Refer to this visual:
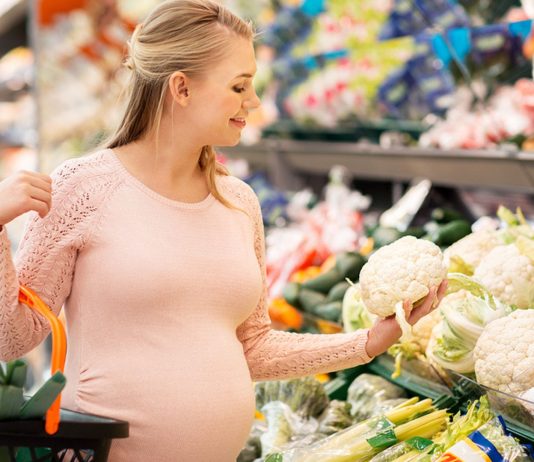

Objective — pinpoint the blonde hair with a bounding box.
[106,0,254,208]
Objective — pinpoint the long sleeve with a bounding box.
[235,181,373,382]
[0,156,120,361]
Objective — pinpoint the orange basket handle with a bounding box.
[18,285,67,435]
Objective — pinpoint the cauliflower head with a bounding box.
[443,230,502,270]
[360,236,447,317]
[359,236,447,339]
[474,310,534,396]
[474,244,534,309]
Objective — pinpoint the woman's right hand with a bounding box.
[0,171,52,227]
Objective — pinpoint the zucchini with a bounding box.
[283,282,302,308]
[326,281,351,302]
[431,208,464,224]
[430,219,471,246]
[335,252,366,281]
[298,288,327,313]
[302,267,343,294]
[312,301,343,323]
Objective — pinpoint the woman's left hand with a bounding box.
[365,279,448,358]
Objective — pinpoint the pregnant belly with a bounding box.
[74,332,256,461]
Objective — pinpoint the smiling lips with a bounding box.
[230,117,246,129]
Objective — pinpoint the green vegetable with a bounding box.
[318,400,353,435]
[428,220,471,247]
[255,377,329,420]
[342,283,377,333]
[326,281,351,302]
[283,282,302,308]
[302,268,343,294]
[430,397,494,458]
[431,208,464,224]
[335,252,367,281]
[298,288,327,313]
[312,301,343,322]
[401,227,426,239]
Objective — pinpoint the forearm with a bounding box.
[243,328,373,382]
[0,228,48,361]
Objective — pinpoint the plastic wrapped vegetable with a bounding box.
[261,402,294,457]
[359,236,447,341]
[436,417,532,462]
[318,400,353,435]
[237,420,266,462]
[425,273,510,374]
[369,437,434,462]
[255,377,329,420]
[347,374,407,421]
[276,399,448,462]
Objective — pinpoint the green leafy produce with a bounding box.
[341,283,377,333]
[326,281,351,303]
[426,274,510,374]
[347,374,407,421]
[318,400,353,435]
[255,377,329,420]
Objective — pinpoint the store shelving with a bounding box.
[220,139,534,193]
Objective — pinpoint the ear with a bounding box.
[169,71,190,107]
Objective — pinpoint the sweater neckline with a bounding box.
[105,148,216,210]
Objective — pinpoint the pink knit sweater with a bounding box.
[0,149,372,461]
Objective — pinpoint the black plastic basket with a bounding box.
[0,287,129,462]
[0,408,128,462]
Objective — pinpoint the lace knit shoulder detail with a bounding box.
[0,150,124,361]
[218,174,373,381]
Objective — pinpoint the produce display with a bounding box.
[239,373,533,462]
[268,197,534,450]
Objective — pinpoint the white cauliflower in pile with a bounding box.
[359,236,447,339]
[474,244,534,309]
[443,230,502,271]
[474,310,534,397]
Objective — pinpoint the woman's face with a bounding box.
[187,36,261,147]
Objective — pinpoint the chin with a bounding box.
[215,136,241,147]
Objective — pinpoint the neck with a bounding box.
[133,113,207,183]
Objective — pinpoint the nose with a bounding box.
[244,89,261,110]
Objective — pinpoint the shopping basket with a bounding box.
[0,286,129,462]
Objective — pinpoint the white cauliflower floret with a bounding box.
[474,310,534,397]
[443,230,502,270]
[359,236,447,339]
[474,244,534,309]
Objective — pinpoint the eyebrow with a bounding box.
[234,72,255,79]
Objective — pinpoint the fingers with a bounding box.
[29,198,51,218]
